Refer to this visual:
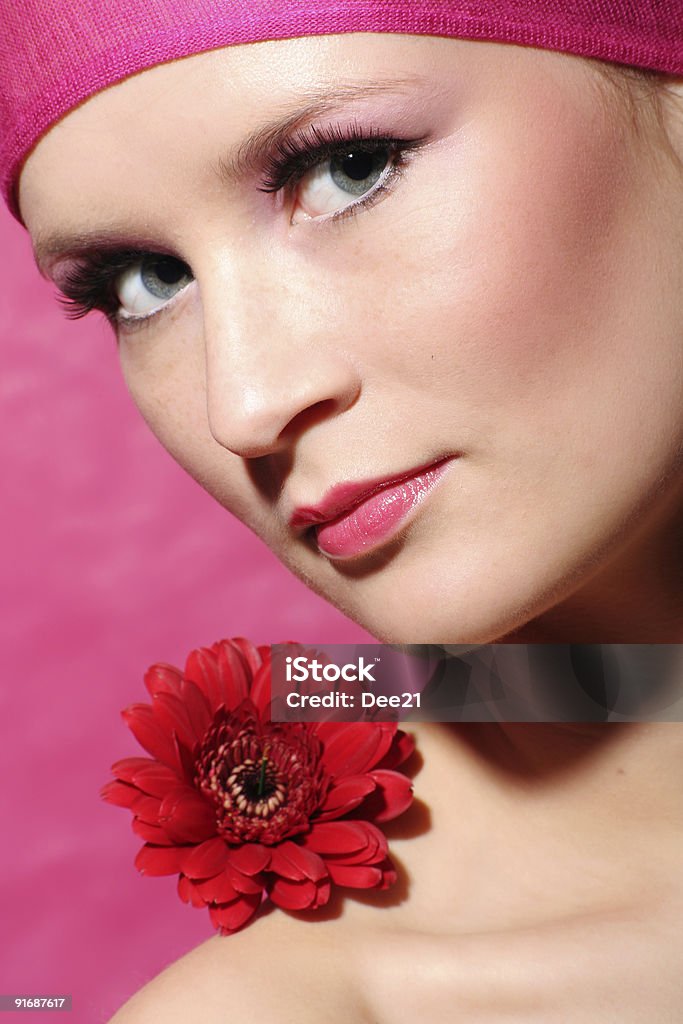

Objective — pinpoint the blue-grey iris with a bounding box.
[140,256,192,299]
[329,148,390,197]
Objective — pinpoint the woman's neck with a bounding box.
[380,716,683,935]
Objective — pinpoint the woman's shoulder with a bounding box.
[107,888,683,1022]
[107,913,365,1024]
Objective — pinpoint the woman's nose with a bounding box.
[200,269,362,460]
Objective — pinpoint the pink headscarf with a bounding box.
[1,0,681,219]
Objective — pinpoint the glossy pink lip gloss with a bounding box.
[313,458,455,560]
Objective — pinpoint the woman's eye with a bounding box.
[116,255,193,320]
[294,146,394,221]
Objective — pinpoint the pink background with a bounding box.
[0,204,371,1022]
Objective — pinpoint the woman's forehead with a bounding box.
[17,35,469,235]
[19,33,595,245]
[3,0,682,223]
[24,32,456,141]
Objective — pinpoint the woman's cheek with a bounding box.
[119,320,220,484]
[385,78,638,424]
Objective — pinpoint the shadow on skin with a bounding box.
[450,720,632,782]
[245,439,423,578]
[245,398,351,505]
[329,530,409,579]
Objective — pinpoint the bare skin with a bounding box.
[17,34,683,1022]
[108,721,683,1022]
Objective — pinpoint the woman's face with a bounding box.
[19,35,683,643]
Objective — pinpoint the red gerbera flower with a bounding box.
[102,637,415,934]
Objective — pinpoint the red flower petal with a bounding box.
[144,663,184,699]
[376,862,398,889]
[151,691,202,752]
[209,892,261,933]
[110,757,157,783]
[223,637,265,678]
[130,792,163,823]
[325,863,384,888]
[185,640,262,714]
[179,680,212,740]
[270,841,328,883]
[135,844,186,876]
[122,704,180,771]
[374,729,415,770]
[317,775,377,819]
[248,660,272,716]
[178,874,207,908]
[223,863,263,895]
[269,845,305,882]
[152,679,210,745]
[269,876,329,911]
[303,820,383,856]
[132,819,173,845]
[313,721,350,742]
[100,780,139,809]
[321,723,396,777]
[226,843,270,876]
[157,787,217,844]
[338,856,396,889]
[173,734,196,783]
[129,762,180,799]
[183,646,223,710]
[181,837,229,879]
[364,769,414,823]
[215,642,253,710]
[196,870,239,904]
[309,822,389,868]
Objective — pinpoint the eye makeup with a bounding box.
[259,120,424,193]
[56,248,158,323]
[52,120,428,324]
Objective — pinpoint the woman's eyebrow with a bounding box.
[214,77,422,185]
[31,76,421,272]
[32,234,159,277]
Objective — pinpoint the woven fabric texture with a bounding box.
[1,0,682,218]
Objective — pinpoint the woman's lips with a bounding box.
[291,456,456,560]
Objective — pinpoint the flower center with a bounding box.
[195,704,328,845]
[221,754,285,817]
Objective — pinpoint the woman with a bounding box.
[2,1,682,1019]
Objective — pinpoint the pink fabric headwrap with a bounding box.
[1,0,682,219]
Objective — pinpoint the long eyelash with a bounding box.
[56,125,421,322]
[57,248,147,323]
[259,121,422,196]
